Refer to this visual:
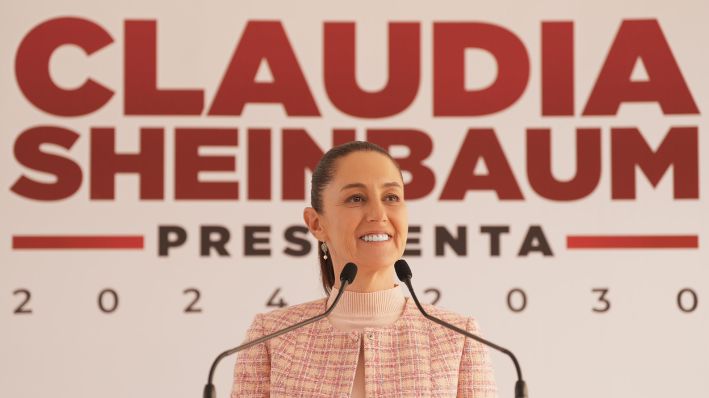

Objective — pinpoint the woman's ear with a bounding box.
[303,207,327,241]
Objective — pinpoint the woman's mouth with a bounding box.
[359,233,391,242]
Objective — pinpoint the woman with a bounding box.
[233,141,497,397]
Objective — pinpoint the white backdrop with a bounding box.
[2,1,708,398]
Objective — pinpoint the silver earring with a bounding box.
[321,242,328,260]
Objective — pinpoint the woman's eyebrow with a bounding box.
[340,182,401,191]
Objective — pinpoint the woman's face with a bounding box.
[312,151,408,274]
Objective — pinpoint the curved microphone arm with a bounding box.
[396,260,527,398]
[203,263,357,398]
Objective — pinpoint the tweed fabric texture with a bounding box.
[232,298,497,397]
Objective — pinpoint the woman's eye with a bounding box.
[347,195,365,203]
[385,194,400,202]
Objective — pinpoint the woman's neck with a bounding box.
[327,284,405,318]
[332,266,396,292]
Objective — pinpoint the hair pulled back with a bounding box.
[310,141,401,294]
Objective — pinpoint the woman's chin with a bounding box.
[351,256,398,272]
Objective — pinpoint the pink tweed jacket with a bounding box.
[232,297,497,397]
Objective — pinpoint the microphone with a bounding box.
[395,259,528,398]
[203,262,358,398]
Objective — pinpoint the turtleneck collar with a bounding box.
[326,284,406,319]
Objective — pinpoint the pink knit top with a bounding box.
[326,285,407,398]
[233,288,498,397]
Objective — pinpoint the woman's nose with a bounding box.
[366,199,388,222]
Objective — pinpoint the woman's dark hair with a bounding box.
[311,141,402,294]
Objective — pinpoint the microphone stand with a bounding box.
[396,260,528,398]
[203,263,357,398]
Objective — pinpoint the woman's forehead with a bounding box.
[331,151,402,186]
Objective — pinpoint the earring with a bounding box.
[321,242,328,260]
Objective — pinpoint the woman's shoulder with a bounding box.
[414,301,480,332]
[253,297,327,333]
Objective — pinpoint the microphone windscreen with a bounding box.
[394,259,412,282]
[340,262,358,284]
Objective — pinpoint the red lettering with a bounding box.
[15,17,114,116]
[209,21,319,116]
[124,20,204,115]
[541,22,574,116]
[11,126,82,200]
[247,129,272,200]
[440,129,523,200]
[433,23,529,116]
[281,129,355,200]
[324,22,420,118]
[611,127,698,199]
[367,129,435,199]
[584,20,699,115]
[90,128,164,199]
[175,128,238,200]
[527,128,601,200]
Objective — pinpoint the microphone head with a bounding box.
[340,263,358,284]
[394,259,412,282]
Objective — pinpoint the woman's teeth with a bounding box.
[361,234,390,242]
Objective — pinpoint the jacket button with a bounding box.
[367,333,374,340]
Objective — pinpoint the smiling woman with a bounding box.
[232,141,498,398]
[304,142,408,294]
